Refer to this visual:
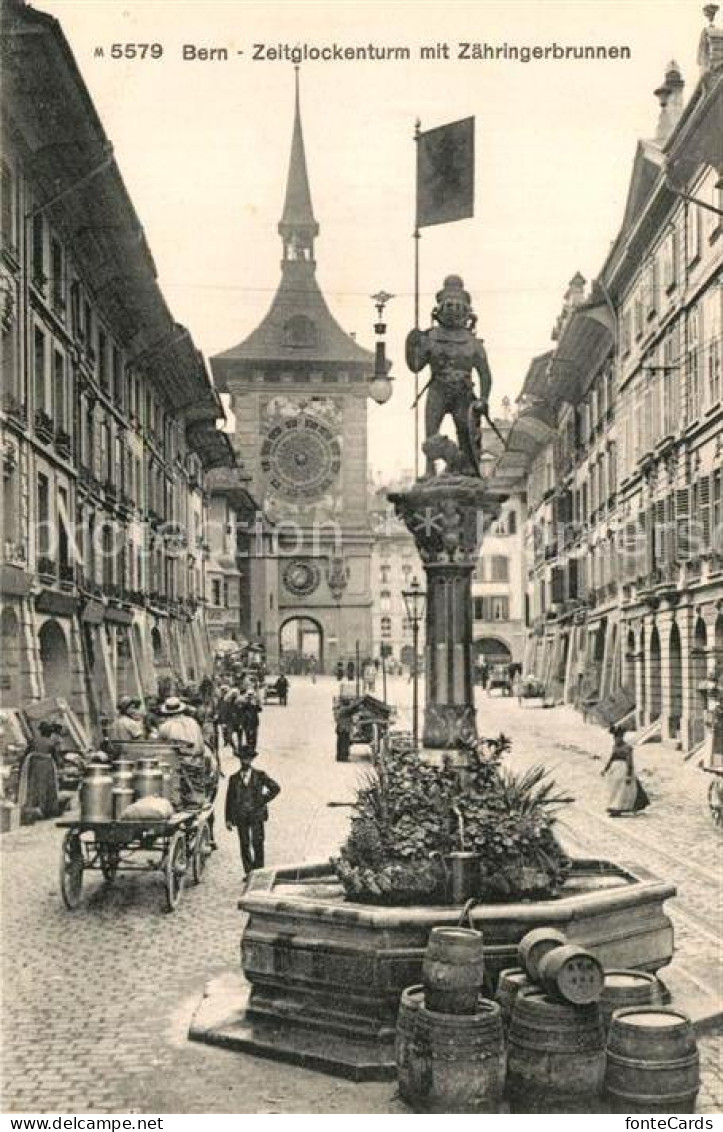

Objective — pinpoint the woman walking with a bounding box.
[601,726,649,817]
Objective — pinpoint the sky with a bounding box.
[34,0,705,479]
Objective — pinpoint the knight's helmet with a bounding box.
[433,275,476,327]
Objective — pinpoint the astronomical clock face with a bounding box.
[259,396,343,519]
[261,416,341,501]
[282,559,321,597]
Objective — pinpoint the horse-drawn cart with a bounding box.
[57,800,214,912]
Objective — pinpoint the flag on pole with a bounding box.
[416,116,474,228]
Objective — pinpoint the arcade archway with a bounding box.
[280,616,324,675]
[39,619,71,700]
[474,637,512,665]
[649,624,662,723]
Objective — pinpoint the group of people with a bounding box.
[105,677,281,877]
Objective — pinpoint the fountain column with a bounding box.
[389,473,505,749]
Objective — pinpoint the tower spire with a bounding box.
[278,66,319,264]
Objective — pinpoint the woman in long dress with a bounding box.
[601,726,648,817]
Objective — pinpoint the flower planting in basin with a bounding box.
[333,736,574,905]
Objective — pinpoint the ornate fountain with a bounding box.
[189,275,675,1079]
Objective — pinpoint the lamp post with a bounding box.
[402,576,426,749]
[367,290,394,405]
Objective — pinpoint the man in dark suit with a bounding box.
[234,689,262,752]
[225,748,280,875]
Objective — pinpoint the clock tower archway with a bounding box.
[212,75,374,673]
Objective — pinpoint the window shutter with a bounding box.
[655,499,667,564]
[551,566,564,604]
[699,475,711,551]
[568,557,579,600]
[676,487,690,561]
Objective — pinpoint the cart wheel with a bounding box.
[708,779,723,828]
[164,829,187,912]
[99,845,119,883]
[192,821,212,884]
[60,831,84,910]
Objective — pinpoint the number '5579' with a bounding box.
[110,43,163,59]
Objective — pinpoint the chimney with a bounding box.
[653,76,673,143]
[664,61,685,127]
[698,4,723,74]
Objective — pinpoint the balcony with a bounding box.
[2,393,27,429]
[3,540,26,568]
[34,410,54,445]
[59,562,75,591]
[37,555,57,583]
[55,428,72,461]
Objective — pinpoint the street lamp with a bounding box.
[368,290,394,405]
[402,575,426,748]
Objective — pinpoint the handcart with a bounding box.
[57,799,214,912]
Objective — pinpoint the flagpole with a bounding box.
[413,118,421,481]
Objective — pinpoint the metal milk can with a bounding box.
[111,786,135,819]
[133,757,163,799]
[159,762,173,801]
[80,762,114,822]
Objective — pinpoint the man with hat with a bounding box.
[234,688,263,753]
[225,748,280,876]
[157,696,204,755]
[108,697,144,743]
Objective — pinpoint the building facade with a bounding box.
[504,12,723,751]
[472,423,526,669]
[212,78,376,674]
[369,476,424,670]
[1,0,233,737]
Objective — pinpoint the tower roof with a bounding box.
[278,68,319,243]
[212,72,374,381]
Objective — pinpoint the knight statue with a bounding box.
[406,274,492,478]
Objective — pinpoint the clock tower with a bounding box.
[212,74,374,673]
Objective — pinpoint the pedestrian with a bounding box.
[309,656,318,684]
[17,721,62,820]
[235,689,262,752]
[225,748,280,876]
[107,696,144,743]
[157,697,204,755]
[335,660,345,683]
[335,704,353,762]
[480,662,489,692]
[601,726,650,817]
[346,659,355,683]
[276,673,289,706]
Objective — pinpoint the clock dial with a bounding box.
[282,560,321,597]
[260,414,341,501]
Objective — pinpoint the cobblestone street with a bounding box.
[1,677,721,1113]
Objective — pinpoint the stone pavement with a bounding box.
[1,676,720,1113]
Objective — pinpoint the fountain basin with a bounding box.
[189,856,675,1080]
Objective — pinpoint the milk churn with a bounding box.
[111,786,135,819]
[159,762,173,802]
[80,762,114,822]
[112,760,136,795]
[133,757,163,799]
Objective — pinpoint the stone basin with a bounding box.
[189,856,676,1080]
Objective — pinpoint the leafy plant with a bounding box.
[332,734,573,904]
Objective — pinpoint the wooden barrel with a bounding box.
[605,1007,700,1113]
[408,997,505,1112]
[395,985,425,1104]
[507,989,606,1102]
[517,926,567,981]
[600,970,660,1035]
[537,943,604,1005]
[495,967,533,1031]
[423,927,485,1015]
